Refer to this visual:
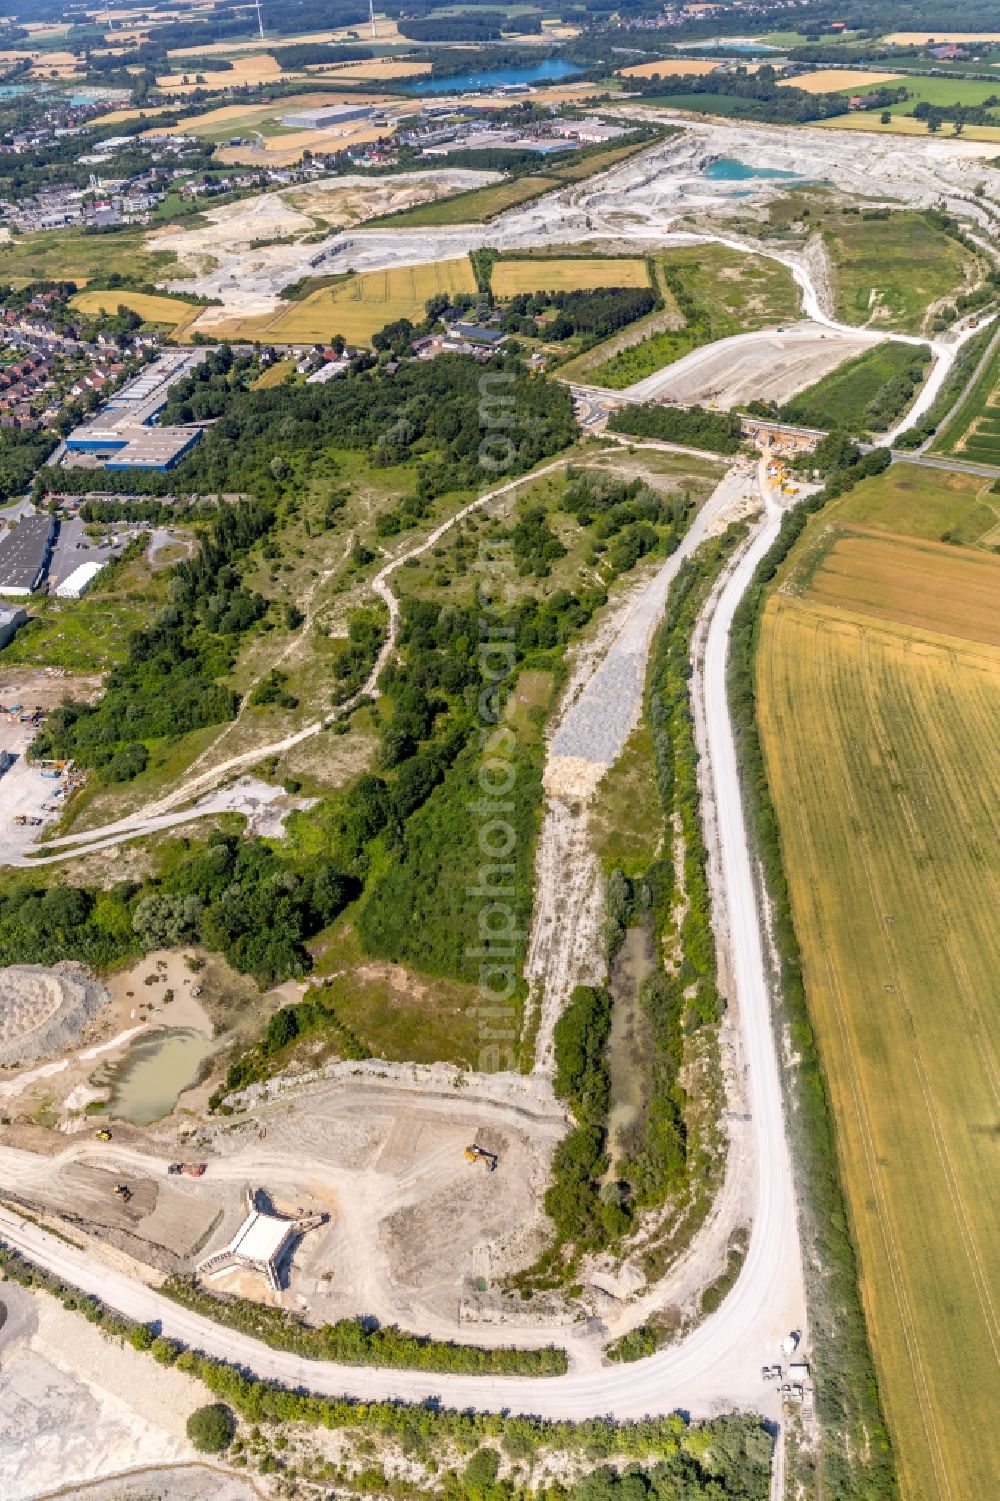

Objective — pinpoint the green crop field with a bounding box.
[366,137,655,228]
[836,72,1000,109]
[587,244,800,388]
[0,226,178,286]
[822,211,975,333]
[758,481,1000,1501]
[633,92,757,117]
[367,174,564,227]
[828,460,1000,548]
[932,335,1000,465]
[780,339,929,433]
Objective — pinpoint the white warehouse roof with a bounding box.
[56,561,106,599]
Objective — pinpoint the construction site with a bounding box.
[0,1064,567,1337]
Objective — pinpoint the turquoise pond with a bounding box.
[703,158,801,181]
[405,57,583,94]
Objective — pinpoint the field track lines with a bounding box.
[816,631,957,1501]
[762,608,952,1501]
[853,630,1000,1361]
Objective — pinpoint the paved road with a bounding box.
[896,450,1000,479]
[0,470,805,1422]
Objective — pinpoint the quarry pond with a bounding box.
[95,1027,217,1126]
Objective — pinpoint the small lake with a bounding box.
[97,1028,216,1126]
[703,157,801,181]
[406,57,583,94]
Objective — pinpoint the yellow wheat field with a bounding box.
[204,257,477,345]
[620,58,722,79]
[883,30,1000,44]
[70,289,201,335]
[758,583,1000,1501]
[492,257,651,296]
[778,67,905,92]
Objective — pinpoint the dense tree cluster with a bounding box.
[499,285,657,341]
[34,499,275,779]
[607,402,744,455]
[138,831,354,985]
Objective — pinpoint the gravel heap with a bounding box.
[0,963,111,1065]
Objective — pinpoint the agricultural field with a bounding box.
[620,59,721,79]
[218,257,477,344]
[932,336,1000,465]
[828,461,1000,549]
[822,211,976,334]
[491,257,650,296]
[779,340,929,433]
[632,92,764,118]
[155,53,288,91]
[314,60,432,81]
[370,173,564,227]
[70,288,202,334]
[816,112,1000,143]
[587,244,800,388]
[833,72,1000,109]
[0,226,179,286]
[778,67,905,93]
[757,477,1000,1501]
[367,136,656,228]
[882,29,1000,43]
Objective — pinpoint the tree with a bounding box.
[186,1402,234,1453]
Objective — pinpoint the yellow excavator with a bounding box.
[464,1144,498,1172]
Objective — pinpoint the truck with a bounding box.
[167,1162,206,1177]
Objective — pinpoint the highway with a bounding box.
[0,467,805,1423]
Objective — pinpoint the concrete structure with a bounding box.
[0,607,28,648]
[55,560,106,599]
[281,103,375,130]
[197,1187,322,1293]
[0,514,56,595]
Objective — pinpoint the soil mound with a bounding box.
[0,963,110,1065]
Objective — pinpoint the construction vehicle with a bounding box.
[167,1162,206,1177]
[94,1129,112,1141]
[464,1144,498,1172]
[112,1184,132,1203]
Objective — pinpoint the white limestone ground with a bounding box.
[0,964,111,1066]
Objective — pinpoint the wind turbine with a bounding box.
[255,0,265,40]
[369,0,377,40]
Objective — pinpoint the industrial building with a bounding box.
[281,102,375,130]
[56,560,106,599]
[0,607,28,648]
[0,514,57,595]
[64,349,208,471]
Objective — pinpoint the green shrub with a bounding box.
[186,1402,234,1453]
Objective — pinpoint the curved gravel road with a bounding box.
[0,469,804,1422]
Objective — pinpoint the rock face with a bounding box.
[0,964,111,1065]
